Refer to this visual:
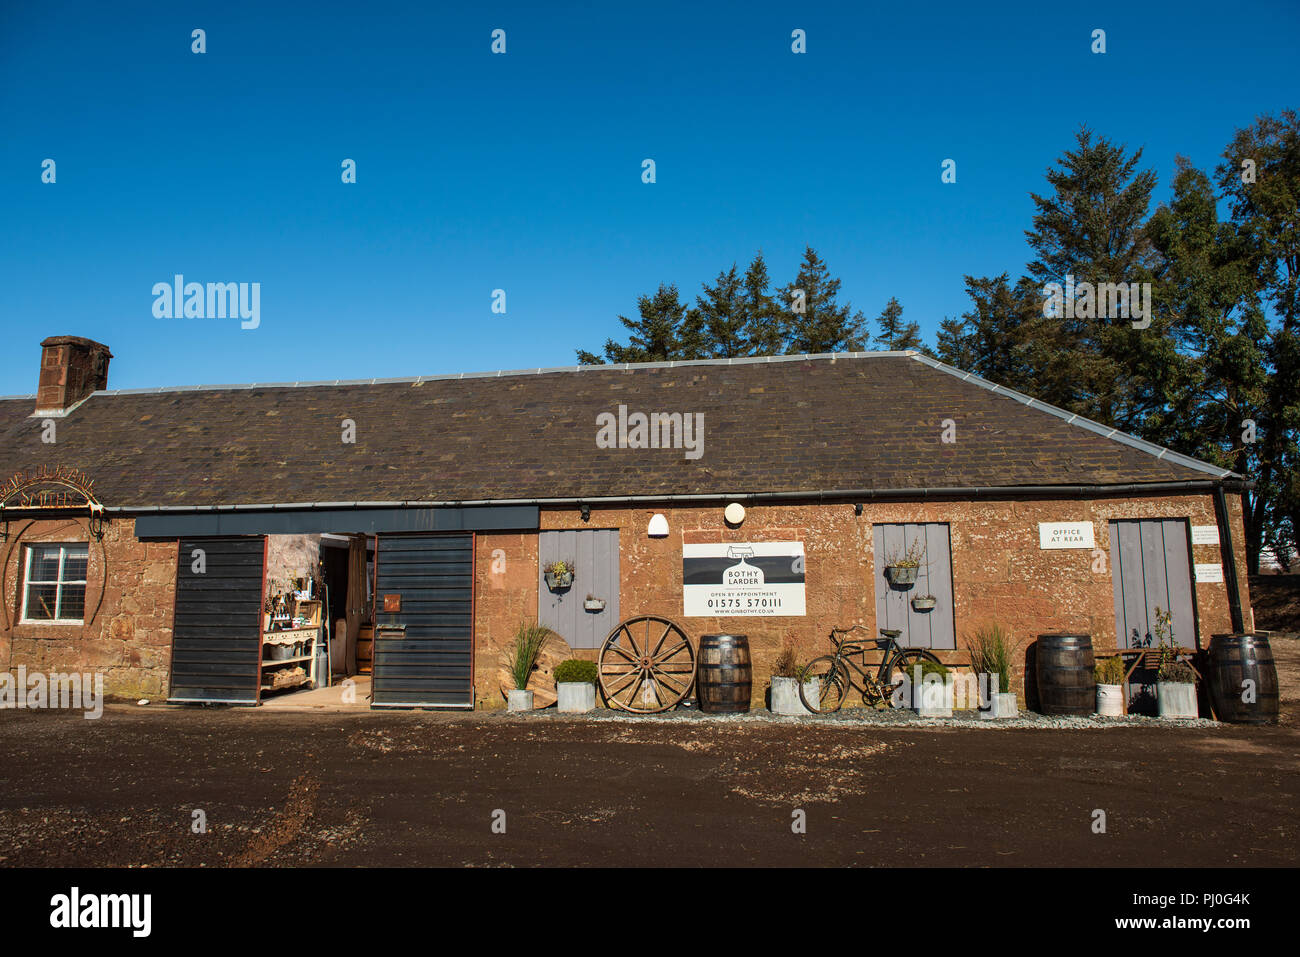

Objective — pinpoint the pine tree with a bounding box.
[694,264,748,358]
[775,247,867,354]
[741,252,782,357]
[1023,128,1162,431]
[1215,111,1300,569]
[872,297,923,351]
[576,283,693,364]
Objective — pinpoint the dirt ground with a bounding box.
[2,641,1298,868]
[1251,573,1300,639]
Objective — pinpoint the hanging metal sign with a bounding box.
[0,466,100,511]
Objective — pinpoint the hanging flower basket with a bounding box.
[885,563,919,586]
[544,560,574,591]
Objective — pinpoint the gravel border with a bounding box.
[496,706,1221,730]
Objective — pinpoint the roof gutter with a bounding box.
[101,478,1253,515]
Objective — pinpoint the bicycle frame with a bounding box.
[826,627,908,696]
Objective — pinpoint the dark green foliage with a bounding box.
[576,283,696,365]
[775,246,868,354]
[873,296,924,352]
[553,659,598,684]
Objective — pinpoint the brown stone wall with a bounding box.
[2,490,1253,710]
[2,517,176,699]
[474,492,1253,709]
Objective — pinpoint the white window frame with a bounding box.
[20,543,89,624]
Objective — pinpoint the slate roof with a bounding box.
[0,352,1235,511]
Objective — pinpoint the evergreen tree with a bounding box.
[775,247,867,354]
[694,264,748,358]
[872,296,923,351]
[1024,127,1162,431]
[741,252,783,357]
[1215,111,1300,569]
[576,283,693,364]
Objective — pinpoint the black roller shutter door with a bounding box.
[168,536,266,704]
[372,533,474,708]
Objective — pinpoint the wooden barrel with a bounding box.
[356,624,374,675]
[696,634,752,713]
[1208,633,1279,724]
[1035,634,1095,715]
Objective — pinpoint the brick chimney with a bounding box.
[35,336,112,415]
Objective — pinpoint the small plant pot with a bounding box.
[1157,681,1198,719]
[507,689,535,712]
[911,596,937,612]
[885,564,918,586]
[1096,683,1124,717]
[583,598,606,612]
[544,570,574,591]
[770,676,818,715]
[995,691,1018,718]
[556,681,596,713]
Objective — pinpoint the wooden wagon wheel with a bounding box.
[598,615,697,714]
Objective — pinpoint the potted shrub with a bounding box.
[1156,659,1198,719]
[967,623,1018,718]
[884,540,926,586]
[1094,656,1126,716]
[544,559,574,591]
[768,642,818,715]
[507,620,551,711]
[554,658,598,713]
[911,594,937,612]
[1152,607,1198,719]
[908,658,953,717]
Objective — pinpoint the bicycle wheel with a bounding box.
[799,656,848,713]
[883,648,941,707]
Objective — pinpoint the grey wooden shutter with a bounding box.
[872,523,955,649]
[1109,519,1198,648]
[538,529,620,649]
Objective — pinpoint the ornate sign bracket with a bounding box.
[0,466,104,541]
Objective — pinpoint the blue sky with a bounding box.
[2,0,1297,394]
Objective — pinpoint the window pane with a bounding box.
[30,547,62,582]
[63,549,89,582]
[58,585,87,621]
[26,584,58,620]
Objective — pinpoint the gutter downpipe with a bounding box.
[1213,485,1247,633]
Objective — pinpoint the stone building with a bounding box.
[0,335,1253,710]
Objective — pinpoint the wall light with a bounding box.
[724,502,746,526]
[580,504,591,523]
[854,503,863,517]
[647,513,669,537]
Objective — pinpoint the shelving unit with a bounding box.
[260,598,322,694]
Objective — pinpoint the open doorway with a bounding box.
[259,532,375,706]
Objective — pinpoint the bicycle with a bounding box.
[798,625,941,713]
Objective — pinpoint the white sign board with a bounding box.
[1195,563,1224,583]
[1038,521,1095,550]
[683,541,805,617]
[1191,525,1220,546]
